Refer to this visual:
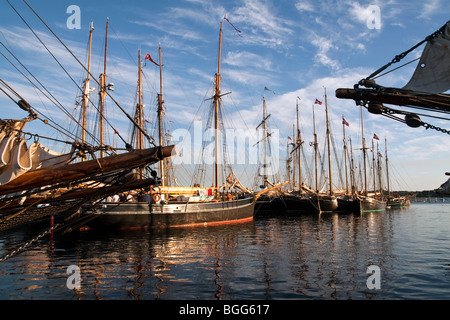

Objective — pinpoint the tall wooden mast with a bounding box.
[263,96,268,187]
[313,104,318,193]
[296,98,302,193]
[324,88,333,195]
[137,49,143,151]
[342,115,349,195]
[372,138,376,193]
[136,50,144,179]
[292,124,296,190]
[98,18,108,158]
[385,137,391,197]
[158,44,165,187]
[81,21,94,155]
[360,104,368,194]
[213,22,223,190]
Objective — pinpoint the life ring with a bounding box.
[153,194,161,202]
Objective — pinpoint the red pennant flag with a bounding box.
[342,117,349,127]
[224,15,242,36]
[314,99,322,105]
[373,133,379,140]
[145,53,160,66]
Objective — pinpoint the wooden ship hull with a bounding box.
[84,196,255,230]
[255,193,338,214]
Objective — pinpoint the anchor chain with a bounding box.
[422,122,450,135]
[0,223,61,262]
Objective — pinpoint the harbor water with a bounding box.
[1,202,450,300]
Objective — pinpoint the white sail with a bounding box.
[0,120,74,185]
[403,22,450,94]
[29,142,74,170]
[0,139,32,185]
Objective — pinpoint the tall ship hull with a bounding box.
[255,193,338,214]
[336,196,361,214]
[387,196,410,209]
[357,195,386,213]
[85,196,255,229]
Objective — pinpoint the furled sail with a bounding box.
[0,119,74,185]
[0,138,32,185]
[403,21,450,94]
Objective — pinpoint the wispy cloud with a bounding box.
[419,0,440,19]
[295,1,315,13]
[231,0,294,49]
[310,35,340,70]
[223,51,273,71]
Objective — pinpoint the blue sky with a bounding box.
[0,0,449,191]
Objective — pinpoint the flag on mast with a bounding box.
[264,86,275,94]
[342,117,349,127]
[145,53,160,66]
[224,15,242,36]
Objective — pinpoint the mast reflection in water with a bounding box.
[1,202,450,300]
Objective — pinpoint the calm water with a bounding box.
[1,202,450,300]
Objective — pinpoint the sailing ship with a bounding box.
[336,22,450,211]
[384,137,410,209]
[254,94,295,214]
[84,20,255,229]
[352,103,386,213]
[0,101,173,232]
[256,92,338,215]
[0,14,175,232]
[292,89,339,214]
[335,115,361,214]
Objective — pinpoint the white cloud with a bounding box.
[311,36,340,70]
[419,0,440,19]
[295,1,315,13]
[231,0,294,48]
[223,51,273,71]
[348,2,375,25]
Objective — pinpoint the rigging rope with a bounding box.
[11,0,147,148]
[364,20,449,81]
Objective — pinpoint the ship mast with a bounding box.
[372,139,376,194]
[136,50,144,179]
[158,44,165,187]
[313,104,318,193]
[324,88,333,195]
[213,22,223,190]
[342,115,349,195]
[292,124,296,190]
[296,98,302,193]
[385,137,391,197]
[81,21,94,157]
[263,96,268,187]
[137,50,143,151]
[360,104,368,195]
[98,18,108,158]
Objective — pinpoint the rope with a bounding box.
[364,21,449,81]
[20,0,150,147]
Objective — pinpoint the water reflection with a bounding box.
[1,204,450,299]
